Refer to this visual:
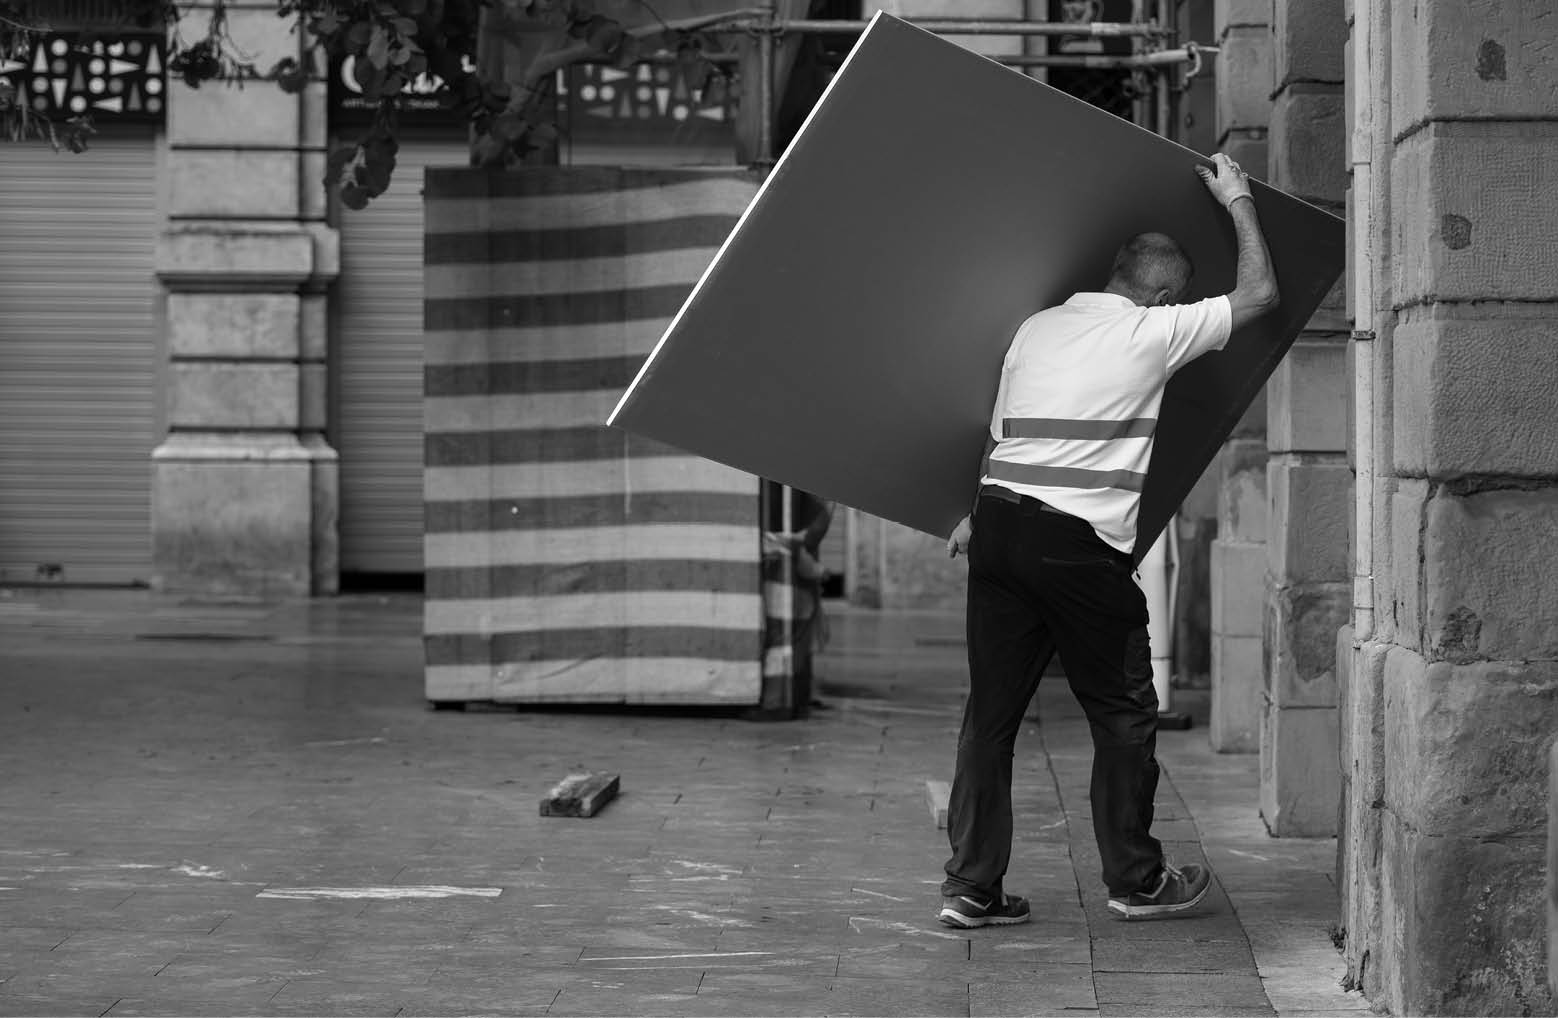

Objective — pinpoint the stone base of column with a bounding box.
[1259,697,1340,836]
[151,433,338,596]
[1210,537,1265,752]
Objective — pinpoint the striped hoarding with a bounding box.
[422,167,769,705]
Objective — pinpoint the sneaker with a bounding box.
[1107,862,1211,920]
[937,892,1031,928]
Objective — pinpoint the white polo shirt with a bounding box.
[981,291,1233,553]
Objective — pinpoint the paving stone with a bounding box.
[1092,937,1257,973]
[0,595,1352,1017]
[970,969,1099,1014]
[1094,970,1271,1008]
[0,994,124,1017]
[1098,1006,1275,1017]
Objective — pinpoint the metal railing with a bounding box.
[668,3,1210,163]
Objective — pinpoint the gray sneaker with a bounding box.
[937,891,1031,928]
[1107,862,1211,920]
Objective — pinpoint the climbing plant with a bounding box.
[0,0,735,206]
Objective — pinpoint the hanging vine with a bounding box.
[0,0,739,207]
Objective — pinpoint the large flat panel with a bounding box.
[612,13,1346,560]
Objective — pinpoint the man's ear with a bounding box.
[1152,287,1173,307]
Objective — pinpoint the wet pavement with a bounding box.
[0,589,1371,1017]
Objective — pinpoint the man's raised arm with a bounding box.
[1197,152,1279,330]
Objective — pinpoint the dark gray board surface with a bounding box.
[610,12,1345,562]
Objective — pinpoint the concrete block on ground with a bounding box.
[539,772,620,817]
[1266,341,1348,454]
[1211,539,1266,638]
[1421,488,1558,663]
[151,435,316,596]
[1391,121,1558,305]
[1392,305,1558,480]
[1214,26,1275,137]
[1269,84,1348,204]
[1267,456,1352,585]
[1217,437,1267,542]
[1263,582,1349,708]
[1390,0,1558,134]
[1381,808,1551,1016]
[1272,0,1345,88]
[167,293,301,359]
[1383,647,1558,839]
[1210,632,1261,753]
[1259,698,1340,836]
[170,363,301,431]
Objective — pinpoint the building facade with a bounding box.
[3,0,1556,1011]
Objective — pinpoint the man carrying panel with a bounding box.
[938,152,1280,927]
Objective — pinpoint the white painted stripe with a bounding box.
[427,658,761,704]
[425,319,674,366]
[172,864,225,879]
[423,523,756,571]
[607,12,884,428]
[425,248,717,301]
[424,391,620,433]
[425,591,762,636]
[424,458,758,503]
[582,951,771,962]
[425,178,756,234]
[258,885,503,900]
[486,657,760,704]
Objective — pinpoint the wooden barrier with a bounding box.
[422,167,771,706]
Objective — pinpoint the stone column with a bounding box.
[1257,0,1348,836]
[1207,0,1271,752]
[1359,0,1558,1010]
[152,1,339,595]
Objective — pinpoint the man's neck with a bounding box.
[1102,282,1144,306]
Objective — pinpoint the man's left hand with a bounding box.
[947,515,973,558]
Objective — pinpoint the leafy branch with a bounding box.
[0,0,736,208]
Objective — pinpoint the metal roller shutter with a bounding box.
[0,129,161,586]
[335,130,468,576]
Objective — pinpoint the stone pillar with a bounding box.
[1257,0,1348,837]
[1207,0,1271,752]
[1350,0,1558,1011]
[152,2,339,595]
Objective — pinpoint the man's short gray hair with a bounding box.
[1108,232,1194,304]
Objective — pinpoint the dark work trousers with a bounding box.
[942,490,1163,901]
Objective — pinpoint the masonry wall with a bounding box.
[152,1,339,594]
[1257,0,1349,837]
[1207,0,1271,752]
[1343,0,1558,1011]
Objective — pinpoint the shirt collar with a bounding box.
[1065,291,1138,309]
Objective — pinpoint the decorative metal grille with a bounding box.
[0,32,166,120]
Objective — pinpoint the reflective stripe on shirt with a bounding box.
[1002,417,1157,441]
[985,458,1147,493]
